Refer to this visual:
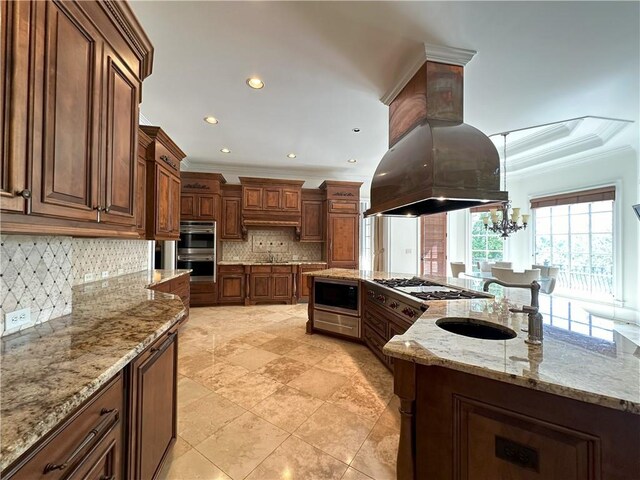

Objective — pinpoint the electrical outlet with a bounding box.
[84,273,95,283]
[101,271,109,279]
[117,268,124,275]
[5,307,31,331]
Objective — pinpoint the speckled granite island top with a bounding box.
[0,269,190,470]
[307,268,640,414]
[218,261,328,266]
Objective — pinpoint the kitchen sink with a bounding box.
[436,318,517,340]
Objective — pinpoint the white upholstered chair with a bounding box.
[491,267,541,284]
[477,261,494,273]
[450,262,466,278]
[495,261,513,269]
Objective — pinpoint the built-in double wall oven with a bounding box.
[177,221,216,281]
[313,278,361,338]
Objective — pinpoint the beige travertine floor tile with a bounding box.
[178,350,219,377]
[225,348,281,371]
[196,411,288,480]
[191,361,250,391]
[328,375,392,422]
[234,331,278,346]
[159,448,231,480]
[285,343,331,365]
[259,336,303,354]
[255,356,311,384]
[215,372,282,409]
[341,467,374,480]
[178,376,212,408]
[377,396,401,430]
[246,436,348,480]
[213,340,254,359]
[251,385,323,433]
[287,367,350,400]
[315,352,365,376]
[350,418,400,480]
[294,403,374,464]
[178,392,246,445]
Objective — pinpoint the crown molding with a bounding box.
[424,43,476,66]
[380,43,477,106]
[500,119,582,158]
[508,144,635,178]
[139,112,153,126]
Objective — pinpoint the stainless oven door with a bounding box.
[176,254,217,282]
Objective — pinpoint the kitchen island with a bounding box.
[305,268,640,479]
[1,269,191,479]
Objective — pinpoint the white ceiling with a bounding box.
[130,1,639,188]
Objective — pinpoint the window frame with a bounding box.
[468,211,507,272]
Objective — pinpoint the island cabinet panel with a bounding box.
[4,373,124,480]
[127,325,178,480]
[395,364,640,480]
[297,264,326,301]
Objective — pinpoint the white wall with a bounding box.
[385,217,419,275]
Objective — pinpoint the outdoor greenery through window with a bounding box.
[471,212,504,272]
[534,200,614,298]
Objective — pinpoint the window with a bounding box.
[470,212,504,272]
[533,200,614,298]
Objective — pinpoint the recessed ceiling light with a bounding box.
[204,116,218,124]
[220,148,231,153]
[347,158,357,164]
[287,153,297,159]
[352,128,360,133]
[246,77,265,89]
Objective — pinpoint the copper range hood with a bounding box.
[366,44,507,217]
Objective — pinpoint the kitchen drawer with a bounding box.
[218,265,244,273]
[363,325,390,367]
[272,265,294,273]
[363,309,388,339]
[328,200,359,214]
[152,280,173,293]
[251,265,272,273]
[6,374,123,480]
[190,281,216,294]
[313,309,360,338]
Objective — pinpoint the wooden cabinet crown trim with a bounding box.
[239,177,305,187]
[139,126,187,160]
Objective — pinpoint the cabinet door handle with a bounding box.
[99,476,115,480]
[43,408,118,474]
[150,331,176,354]
[104,205,111,213]
[16,189,31,199]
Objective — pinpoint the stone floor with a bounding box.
[159,303,400,480]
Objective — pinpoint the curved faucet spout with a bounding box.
[482,279,540,309]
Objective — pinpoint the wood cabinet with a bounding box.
[135,131,151,235]
[392,361,640,480]
[220,184,242,240]
[4,373,124,480]
[139,126,185,240]
[245,265,296,305]
[320,181,362,269]
[0,0,153,237]
[297,263,327,301]
[301,189,324,242]
[218,265,245,304]
[126,322,179,480]
[190,281,217,307]
[180,173,226,221]
[149,273,190,319]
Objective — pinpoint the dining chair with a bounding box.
[495,261,513,268]
[478,261,494,273]
[450,262,466,278]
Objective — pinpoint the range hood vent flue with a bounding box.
[366,44,508,217]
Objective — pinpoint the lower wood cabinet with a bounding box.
[218,265,245,304]
[246,265,296,305]
[4,374,124,480]
[190,280,217,307]
[297,264,327,301]
[126,323,179,480]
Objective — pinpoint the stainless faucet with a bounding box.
[267,251,276,263]
[483,279,543,345]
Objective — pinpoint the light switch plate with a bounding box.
[5,307,31,332]
[101,271,109,279]
[84,272,95,283]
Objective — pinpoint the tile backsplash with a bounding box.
[0,235,149,336]
[221,229,322,263]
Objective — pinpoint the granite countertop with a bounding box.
[307,269,640,414]
[219,261,328,266]
[0,269,190,470]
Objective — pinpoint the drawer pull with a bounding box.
[43,409,119,474]
[99,476,115,480]
[150,332,176,353]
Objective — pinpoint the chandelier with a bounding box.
[482,133,529,238]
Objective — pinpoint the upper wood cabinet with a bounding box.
[180,172,226,221]
[320,181,363,269]
[0,0,153,237]
[301,189,324,242]
[239,177,303,215]
[139,126,186,240]
[220,184,242,240]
